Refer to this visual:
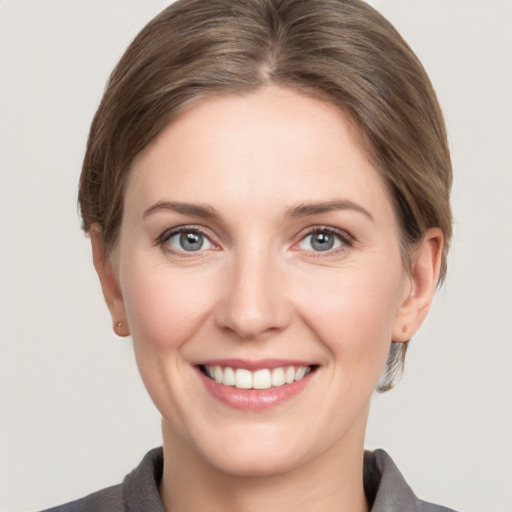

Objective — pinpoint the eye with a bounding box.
[298,228,350,253]
[162,228,214,253]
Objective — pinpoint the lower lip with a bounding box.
[197,369,313,410]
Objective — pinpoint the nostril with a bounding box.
[214,295,292,340]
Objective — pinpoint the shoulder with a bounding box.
[364,449,459,512]
[39,448,165,512]
[39,483,124,512]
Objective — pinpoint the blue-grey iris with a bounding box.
[180,231,204,251]
[311,232,335,251]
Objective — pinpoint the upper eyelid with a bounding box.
[158,226,218,256]
[297,225,354,243]
[156,224,354,250]
[289,226,355,258]
[159,225,214,242]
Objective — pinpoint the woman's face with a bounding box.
[105,86,416,476]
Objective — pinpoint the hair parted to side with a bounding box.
[79,0,452,391]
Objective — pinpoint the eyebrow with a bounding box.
[143,201,221,220]
[142,199,374,222]
[285,200,374,221]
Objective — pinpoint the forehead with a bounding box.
[126,86,394,224]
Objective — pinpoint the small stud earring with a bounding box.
[116,322,123,328]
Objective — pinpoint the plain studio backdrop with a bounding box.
[0,1,511,511]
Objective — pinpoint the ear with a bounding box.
[89,225,130,337]
[392,228,444,342]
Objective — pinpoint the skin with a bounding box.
[91,86,443,512]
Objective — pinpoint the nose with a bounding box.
[215,247,291,340]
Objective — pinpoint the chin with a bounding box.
[209,448,304,478]
[194,424,313,477]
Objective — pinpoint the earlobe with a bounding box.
[392,228,444,342]
[89,225,130,337]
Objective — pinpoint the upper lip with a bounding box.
[194,358,316,371]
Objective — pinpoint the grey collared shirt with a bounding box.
[42,447,458,511]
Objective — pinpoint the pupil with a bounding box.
[311,232,334,251]
[180,232,203,251]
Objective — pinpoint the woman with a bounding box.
[44,0,455,510]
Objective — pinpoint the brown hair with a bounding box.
[79,0,452,391]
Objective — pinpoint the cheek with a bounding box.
[120,256,220,351]
[117,255,223,421]
[294,260,405,369]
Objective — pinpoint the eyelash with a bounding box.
[294,226,354,258]
[158,225,217,257]
[157,225,354,256]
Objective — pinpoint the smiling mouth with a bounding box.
[199,365,317,390]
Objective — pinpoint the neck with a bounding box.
[159,420,369,512]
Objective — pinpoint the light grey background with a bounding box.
[0,1,511,511]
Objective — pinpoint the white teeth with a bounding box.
[271,367,286,387]
[253,369,272,389]
[204,365,312,389]
[295,366,307,381]
[235,368,253,389]
[223,367,235,386]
